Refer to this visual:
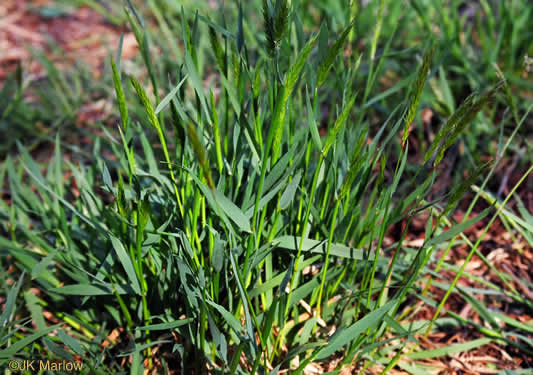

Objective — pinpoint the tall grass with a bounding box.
[1,0,532,373]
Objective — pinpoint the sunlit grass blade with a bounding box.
[155,74,188,115]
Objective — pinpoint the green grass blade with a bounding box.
[315,299,396,360]
[0,324,62,358]
[110,236,141,295]
[274,236,374,260]
[155,74,188,115]
[136,318,194,331]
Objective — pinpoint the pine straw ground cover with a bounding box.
[1,0,532,374]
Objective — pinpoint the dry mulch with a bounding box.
[0,0,138,81]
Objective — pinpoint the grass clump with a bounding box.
[1,0,532,374]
